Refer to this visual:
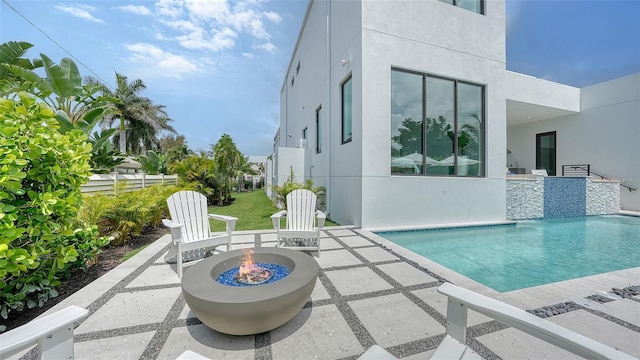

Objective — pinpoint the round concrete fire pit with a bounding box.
[181,247,319,335]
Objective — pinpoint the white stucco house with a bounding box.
[267,0,639,229]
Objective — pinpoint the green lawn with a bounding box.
[208,190,337,231]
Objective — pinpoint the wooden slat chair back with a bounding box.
[286,189,317,231]
[163,190,237,278]
[271,189,326,256]
[167,190,213,243]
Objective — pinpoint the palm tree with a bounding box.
[97,72,175,155]
[212,134,244,205]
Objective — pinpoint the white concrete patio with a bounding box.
[10,226,640,359]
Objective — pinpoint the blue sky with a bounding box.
[1,0,639,156]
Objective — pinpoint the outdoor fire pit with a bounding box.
[181,247,319,335]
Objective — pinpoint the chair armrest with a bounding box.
[0,305,88,359]
[271,210,287,230]
[162,219,183,229]
[437,283,637,360]
[162,219,184,243]
[208,214,238,234]
[316,210,326,229]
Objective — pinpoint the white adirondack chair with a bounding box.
[359,283,637,360]
[271,189,326,256]
[163,190,238,278]
[0,305,88,360]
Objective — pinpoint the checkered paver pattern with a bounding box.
[14,227,640,360]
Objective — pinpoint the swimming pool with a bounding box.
[376,215,640,292]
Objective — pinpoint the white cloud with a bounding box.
[150,0,282,52]
[243,52,256,59]
[155,0,184,18]
[118,5,151,16]
[254,42,276,53]
[263,11,281,23]
[185,0,230,21]
[176,27,237,51]
[125,43,200,78]
[54,4,104,23]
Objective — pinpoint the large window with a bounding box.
[342,76,353,144]
[316,106,322,153]
[391,69,484,177]
[439,0,484,14]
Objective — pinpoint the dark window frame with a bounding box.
[441,0,485,15]
[316,105,322,154]
[391,67,486,177]
[536,131,556,176]
[341,75,353,144]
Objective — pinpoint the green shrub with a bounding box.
[98,184,182,246]
[0,93,106,320]
[270,168,325,210]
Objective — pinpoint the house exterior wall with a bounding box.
[278,0,364,225]
[277,0,635,228]
[357,0,508,228]
[507,74,640,211]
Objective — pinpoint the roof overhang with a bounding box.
[505,71,581,127]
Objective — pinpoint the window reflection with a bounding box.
[457,83,483,176]
[426,77,455,175]
[390,69,484,177]
[342,77,353,144]
[391,71,423,174]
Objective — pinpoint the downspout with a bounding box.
[325,0,332,217]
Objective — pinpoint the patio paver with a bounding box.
[12,228,639,360]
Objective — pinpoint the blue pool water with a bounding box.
[377,216,640,292]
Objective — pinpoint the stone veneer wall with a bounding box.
[586,178,621,215]
[506,176,620,220]
[506,177,544,219]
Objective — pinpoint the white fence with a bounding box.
[81,173,178,195]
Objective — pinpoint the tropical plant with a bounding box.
[2,52,109,125]
[96,185,180,245]
[170,154,220,203]
[160,134,192,164]
[135,150,168,175]
[1,43,124,173]
[0,93,108,320]
[0,41,42,95]
[95,73,175,155]
[211,134,245,204]
[271,168,325,210]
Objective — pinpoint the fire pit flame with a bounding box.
[234,248,273,285]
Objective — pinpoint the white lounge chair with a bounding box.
[359,282,637,360]
[0,305,88,360]
[271,189,326,256]
[531,169,548,176]
[163,190,238,278]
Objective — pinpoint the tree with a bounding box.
[391,117,422,157]
[96,72,175,155]
[135,150,168,175]
[170,154,221,203]
[391,116,455,159]
[1,43,124,173]
[211,134,244,205]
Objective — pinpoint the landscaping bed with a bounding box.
[2,226,168,332]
